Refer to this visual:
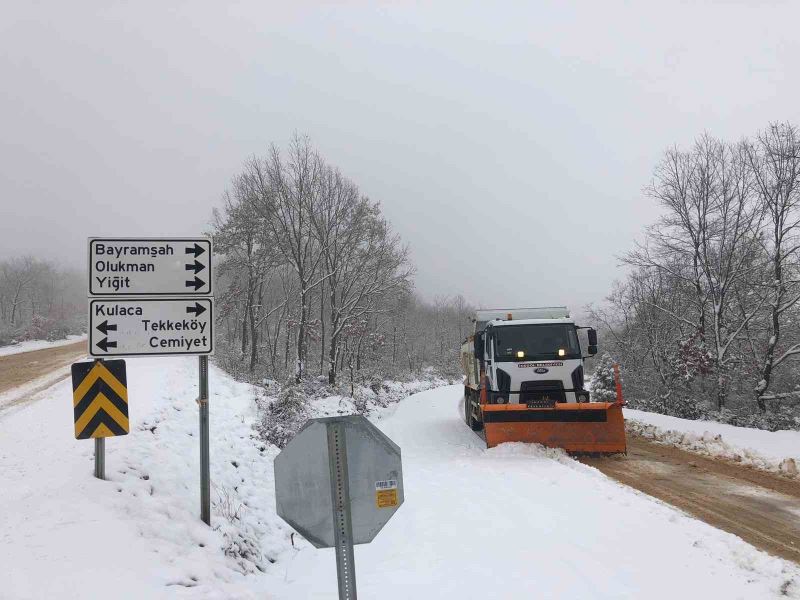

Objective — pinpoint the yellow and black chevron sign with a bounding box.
[71,360,129,439]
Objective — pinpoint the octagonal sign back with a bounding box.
[274,415,404,548]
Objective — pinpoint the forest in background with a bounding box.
[0,256,84,345]
[591,122,800,430]
[9,125,800,434]
[211,135,474,395]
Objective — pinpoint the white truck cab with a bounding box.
[463,307,597,407]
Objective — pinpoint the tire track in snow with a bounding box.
[582,436,800,564]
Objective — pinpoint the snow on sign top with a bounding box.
[88,238,212,296]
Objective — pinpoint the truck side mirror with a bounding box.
[587,328,597,355]
[474,332,484,357]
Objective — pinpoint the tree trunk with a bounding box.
[284,320,290,370]
[241,310,249,358]
[248,284,261,373]
[348,352,355,397]
[10,281,23,325]
[757,249,783,412]
[319,279,326,375]
[327,286,340,385]
[295,284,307,383]
[241,280,253,359]
[328,329,339,385]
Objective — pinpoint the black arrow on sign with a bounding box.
[185,243,206,257]
[185,276,205,291]
[95,320,117,335]
[96,338,117,352]
[186,302,207,317]
[185,260,206,274]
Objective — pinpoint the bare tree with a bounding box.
[624,136,767,409]
[747,123,800,409]
[245,135,327,382]
[212,135,463,389]
[311,174,412,384]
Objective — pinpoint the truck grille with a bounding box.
[520,380,565,407]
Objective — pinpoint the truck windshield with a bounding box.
[493,324,580,361]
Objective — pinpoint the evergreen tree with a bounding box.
[590,353,618,402]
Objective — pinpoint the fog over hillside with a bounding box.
[4,3,800,310]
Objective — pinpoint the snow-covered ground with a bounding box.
[2,359,799,599]
[1,357,296,599]
[0,334,86,357]
[625,408,800,477]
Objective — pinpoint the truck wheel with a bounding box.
[465,391,483,431]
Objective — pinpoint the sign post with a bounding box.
[327,420,357,599]
[83,236,214,522]
[71,358,129,480]
[95,438,105,480]
[274,415,404,600]
[199,355,210,525]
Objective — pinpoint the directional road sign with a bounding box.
[88,297,213,357]
[71,360,129,439]
[274,415,404,549]
[88,237,212,296]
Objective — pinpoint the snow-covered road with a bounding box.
[1,358,799,599]
[0,339,87,411]
[274,386,800,599]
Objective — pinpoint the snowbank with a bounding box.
[0,334,86,357]
[0,357,294,599]
[625,408,800,477]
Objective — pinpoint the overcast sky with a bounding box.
[2,1,799,314]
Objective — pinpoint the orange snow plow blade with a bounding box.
[481,402,626,453]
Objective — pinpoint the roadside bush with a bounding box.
[668,393,710,420]
[214,343,250,383]
[0,313,84,346]
[254,379,309,449]
[712,405,800,432]
[629,394,800,432]
[27,314,72,341]
[0,325,25,346]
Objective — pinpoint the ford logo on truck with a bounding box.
[534,367,549,374]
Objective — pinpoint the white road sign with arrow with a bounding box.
[88,238,212,296]
[88,298,214,357]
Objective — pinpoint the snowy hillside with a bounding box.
[2,359,799,599]
[0,335,86,357]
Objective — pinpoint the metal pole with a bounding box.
[327,420,357,600]
[199,355,210,526]
[93,357,105,480]
[94,437,105,480]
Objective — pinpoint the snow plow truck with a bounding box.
[461,307,626,453]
